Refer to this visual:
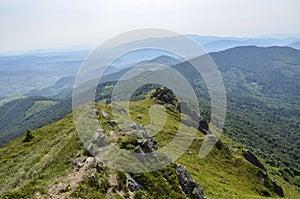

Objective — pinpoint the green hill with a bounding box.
[172,46,300,187]
[0,89,299,198]
[0,46,299,192]
[0,96,71,147]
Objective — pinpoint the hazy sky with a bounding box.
[0,0,299,53]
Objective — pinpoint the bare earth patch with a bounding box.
[40,156,94,199]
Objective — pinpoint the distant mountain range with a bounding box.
[188,35,300,52]
[1,34,299,101]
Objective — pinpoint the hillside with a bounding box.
[1,89,298,198]
[171,46,300,187]
[0,46,299,189]
[0,51,87,98]
[0,96,71,147]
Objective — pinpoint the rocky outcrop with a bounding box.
[101,110,110,119]
[121,122,158,153]
[198,119,209,132]
[151,87,210,136]
[244,150,284,197]
[107,120,118,127]
[135,137,158,153]
[243,150,268,174]
[178,101,209,133]
[175,164,206,199]
[92,133,108,147]
[126,173,143,192]
[151,87,177,105]
[272,180,285,197]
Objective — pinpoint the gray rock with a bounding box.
[92,110,99,116]
[272,180,284,197]
[243,150,268,174]
[72,160,83,171]
[126,173,143,191]
[175,164,206,199]
[92,134,108,147]
[120,107,127,113]
[87,143,94,154]
[151,87,177,105]
[178,102,209,133]
[135,146,147,163]
[101,110,110,119]
[107,120,118,127]
[136,137,158,153]
[185,150,192,155]
[129,123,139,130]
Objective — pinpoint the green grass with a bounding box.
[177,134,300,199]
[0,113,83,198]
[0,98,299,198]
[25,100,56,118]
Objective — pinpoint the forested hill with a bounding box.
[212,46,300,183]
[0,46,299,187]
[211,46,300,99]
[0,88,298,198]
[181,46,300,187]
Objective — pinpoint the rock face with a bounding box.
[244,150,285,197]
[126,173,143,192]
[243,150,268,174]
[135,137,158,153]
[92,134,108,147]
[178,101,209,133]
[175,164,206,199]
[122,122,158,153]
[101,110,110,119]
[272,180,285,197]
[151,87,210,136]
[151,87,177,105]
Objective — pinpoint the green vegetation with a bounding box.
[25,100,56,118]
[0,95,299,198]
[0,46,299,197]
[23,129,34,143]
[171,46,300,187]
[0,96,71,147]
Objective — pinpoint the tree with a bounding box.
[23,129,34,143]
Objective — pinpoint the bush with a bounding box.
[23,129,34,143]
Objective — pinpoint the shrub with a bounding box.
[23,129,34,143]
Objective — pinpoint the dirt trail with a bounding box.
[38,157,94,199]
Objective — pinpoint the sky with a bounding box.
[0,0,299,53]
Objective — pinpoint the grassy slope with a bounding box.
[1,47,299,189]
[0,99,299,198]
[0,96,71,147]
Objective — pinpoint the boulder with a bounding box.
[92,134,108,147]
[101,110,110,119]
[178,102,209,133]
[107,120,118,127]
[136,137,158,153]
[72,160,83,171]
[272,180,285,197]
[151,87,177,105]
[126,173,143,191]
[175,164,206,199]
[135,146,147,163]
[87,143,94,154]
[243,150,268,174]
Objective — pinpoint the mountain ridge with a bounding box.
[0,46,299,190]
[1,90,298,198]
